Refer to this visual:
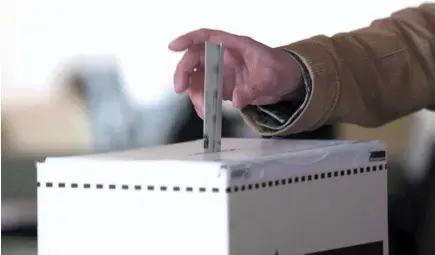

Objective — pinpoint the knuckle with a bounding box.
[247,84,260,98]
[197,28,210,36]
[238,35,253,42]
[177,55,188,71]
[180,50,200,72]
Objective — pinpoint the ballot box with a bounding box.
[37,138,389,255]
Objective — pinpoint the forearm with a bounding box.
[241,3,435,136]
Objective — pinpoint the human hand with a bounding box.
[169,29,302,119]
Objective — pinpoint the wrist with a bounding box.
[241,49,313,133]
[281,76,306,102]
[279,49,311,104]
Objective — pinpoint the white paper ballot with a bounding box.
[203,41,224,153]
[37,138,389,255]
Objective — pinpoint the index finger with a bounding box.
[168,28,247,52]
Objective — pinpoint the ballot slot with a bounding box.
[203,41,224,153]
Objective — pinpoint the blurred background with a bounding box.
[1,0,434,254]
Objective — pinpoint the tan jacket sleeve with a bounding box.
[241,3,435,136]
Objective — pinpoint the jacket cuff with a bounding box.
[241,38,339,136]
[244,51,311,131]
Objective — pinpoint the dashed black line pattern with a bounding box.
[37,164,387,193]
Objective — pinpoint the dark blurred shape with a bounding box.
[2,158,37,233]
[415,142,435,255]
[2,158,38,255]
[170,101,239,143]
[388,141,435,255]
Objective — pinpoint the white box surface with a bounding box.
[37,138,389,255]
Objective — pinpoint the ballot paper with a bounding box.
[203,41,223,153]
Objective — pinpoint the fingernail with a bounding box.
[231,94,243,109]
[198,103,205,117]
[174,84,181,93]
[232,101,241,109]
[176,82,189,93]
[168,39,182,51]
[168,41,175,48]
[194,105,204,119]
[168,41,176,50]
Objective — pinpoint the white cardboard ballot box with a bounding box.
[37,138,389,255]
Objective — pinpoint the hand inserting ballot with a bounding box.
[168,29,303,119]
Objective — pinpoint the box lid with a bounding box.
[38,138,386,186]
[48,138,383,166]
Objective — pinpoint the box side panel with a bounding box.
[227,148,388,254]
[37,162,229,255]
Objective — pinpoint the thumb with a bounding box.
[251,96,277,105]
[232,83,260,109]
